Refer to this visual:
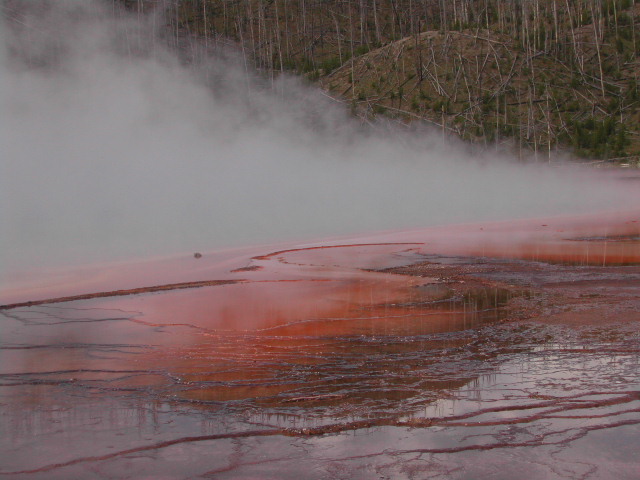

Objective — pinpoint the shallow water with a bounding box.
[1,213,639,479]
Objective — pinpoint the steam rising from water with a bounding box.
[1,1,637,275]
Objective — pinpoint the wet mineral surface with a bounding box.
[1,212,639,479]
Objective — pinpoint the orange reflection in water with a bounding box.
[2,210,640,478]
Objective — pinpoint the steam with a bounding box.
[1,1,637,276]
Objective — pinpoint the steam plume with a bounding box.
[1,1,638,276]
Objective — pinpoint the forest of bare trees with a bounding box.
[124,1,640,162]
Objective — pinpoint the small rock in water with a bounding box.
[194,252,202,259]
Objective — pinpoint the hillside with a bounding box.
[144,1,640,163]
[320,27,639,162]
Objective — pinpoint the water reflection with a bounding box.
[2,319,637,479]
[1,280,510,413]
[1,217,639,478]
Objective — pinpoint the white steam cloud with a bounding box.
[1,1,637,276]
